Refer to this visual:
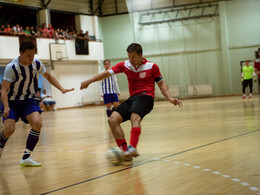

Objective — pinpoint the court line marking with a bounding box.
[41,128,260,195]
[168,161,259,193]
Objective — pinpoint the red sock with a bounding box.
[115,139,128,151]
[130,127,141,148]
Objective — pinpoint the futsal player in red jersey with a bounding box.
[254,48,260,93]
[80,43,182,161]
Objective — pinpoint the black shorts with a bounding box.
[113,95,154,122]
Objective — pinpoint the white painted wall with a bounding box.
[50,61,100,109]
[0,36,19,59]
[75,15,94,35]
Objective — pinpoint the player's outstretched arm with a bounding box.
[80,70,111,90]
[157,81,182,107]
[43,71,74,94]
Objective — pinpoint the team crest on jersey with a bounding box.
[139,72,146,78]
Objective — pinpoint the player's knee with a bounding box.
[108,116,119,127]
[131,113,141,123]
[32,119,42,130]
[4,126,15,137]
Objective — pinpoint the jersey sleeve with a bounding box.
[99,80,104,95]
[3,64,15,83]
[152,64,163,83]
[109,62,125,75]
[113,75,120,94]
[38,60,46,75]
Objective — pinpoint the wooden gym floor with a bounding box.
[0,95,259,195]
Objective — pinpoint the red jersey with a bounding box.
[254,58,260,78]
[109,58,162,98]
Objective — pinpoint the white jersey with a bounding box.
[3,57,46,100]
[99,70,120,95]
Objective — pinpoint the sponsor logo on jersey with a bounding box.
[139,72,146,78]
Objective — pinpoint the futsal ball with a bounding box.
[106,147,123,165]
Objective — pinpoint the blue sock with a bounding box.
[106,109,112,117]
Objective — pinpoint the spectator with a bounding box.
[30,26,36,36]
[55,28,66,40]
[24,26,31,36]
[13,24,20,34]
[41,23,49,37]
[4,24,12,35]
[35,26,42,37]
[85,31,91,41]
[41,89,56,111]
[48,24,54,38]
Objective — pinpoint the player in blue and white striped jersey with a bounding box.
[99,59,120,117]
[0,41,74,167]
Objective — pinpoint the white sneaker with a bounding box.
[20,157,42,167]
[0,147,3,159]
[123,145,139,158]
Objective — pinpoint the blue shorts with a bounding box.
[1,99,42,124]
[103,93,119,104]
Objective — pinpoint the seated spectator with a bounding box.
[41,89,56,111]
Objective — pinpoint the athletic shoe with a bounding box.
[0,147,3,159]
[123,145,140,158]
[20,157,42,167]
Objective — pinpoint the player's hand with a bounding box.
[170,98,182,107]
[101,95,103,97]
[61,88,74,94]
[3,107,10,118]
[80,80,90,90]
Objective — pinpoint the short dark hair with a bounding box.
[103,59,110,65]
[126,43,143,55]
[258,48,260,51]
[20,41,36,53]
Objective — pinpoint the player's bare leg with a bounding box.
[0,119,15,158]
[20,112,42,167]
[108,112,132,161]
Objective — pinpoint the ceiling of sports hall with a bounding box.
[0,0,236,16]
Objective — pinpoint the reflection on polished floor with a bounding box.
[0,96,259,194]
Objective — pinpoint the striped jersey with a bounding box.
[3,57,46,100]
[99,70,120,95]
[108,58,162,98]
